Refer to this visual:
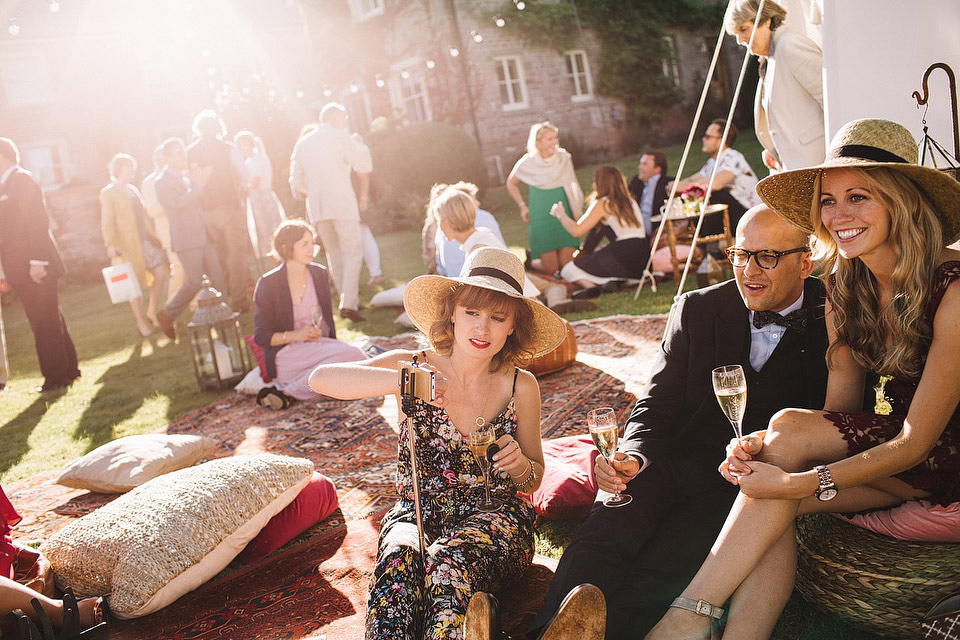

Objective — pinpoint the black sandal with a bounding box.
[256,386,293,411]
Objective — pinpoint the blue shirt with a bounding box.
[436,208,505,276]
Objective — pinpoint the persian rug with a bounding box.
[7,314,666,639]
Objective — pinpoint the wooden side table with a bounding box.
[652,202,732,276]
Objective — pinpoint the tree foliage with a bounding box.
[488,0,724,131]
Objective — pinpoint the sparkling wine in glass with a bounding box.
[311,307,328,336]
[470,423,501,512]
[588,407,632,507]
[712,365,747,440]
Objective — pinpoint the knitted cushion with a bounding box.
[55,434,214,494]
[41,454,314,619]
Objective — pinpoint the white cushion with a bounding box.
[370,283,406,307]
[235,366,269,395]
[55,434,215,494]
[41,454,314,618]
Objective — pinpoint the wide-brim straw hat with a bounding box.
[756,118,960,244]
[403,246,566,358]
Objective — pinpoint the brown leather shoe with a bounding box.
[340,308,366,322]
[539,584,605,640]
[156,310,177,340]
[464,592,500,640]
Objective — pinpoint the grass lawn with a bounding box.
[3,131,739,486]
[0,132,878,639]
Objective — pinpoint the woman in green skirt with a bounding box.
[506,122,583,276]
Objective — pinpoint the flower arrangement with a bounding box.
[681,185,706,213]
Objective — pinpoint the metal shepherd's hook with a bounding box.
[912,62,960,163]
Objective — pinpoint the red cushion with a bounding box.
[529,435,599,520]
[837,500,960,542]
[244,335,271,383]
[237,471,338,564]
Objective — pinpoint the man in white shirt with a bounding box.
[289,103,372,322]
[672,119,761,234]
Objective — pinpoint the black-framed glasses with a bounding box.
[725,247,810,269]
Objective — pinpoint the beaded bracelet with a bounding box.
[513,458,540,493]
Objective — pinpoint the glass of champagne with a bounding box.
[311,307,328,336]
[712,365,747,440]
[470,423,501,512]
[588,407,632,507]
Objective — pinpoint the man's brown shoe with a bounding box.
[156,310,177,340]
[340,308,366,322]
[539,584,605,640]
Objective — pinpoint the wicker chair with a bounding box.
[795,513,960,639]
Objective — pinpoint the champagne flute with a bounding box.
[470,423,501,512]
[712,365,747,440]
[311,307,328,336]
[588,407,632,507]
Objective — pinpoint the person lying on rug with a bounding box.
[254,219,367,401]
[309,247,570,640]
[645,119,960,640]
[548,164,650,299]
[1,487,108,638]
[527,204,831,640]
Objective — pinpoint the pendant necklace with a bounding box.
[461,372,492,428]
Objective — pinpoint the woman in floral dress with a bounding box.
[310,247,566,639]
[646,119,960,639]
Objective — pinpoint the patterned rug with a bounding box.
[7,314,666,639]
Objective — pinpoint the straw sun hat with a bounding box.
[403,246,566,358]
[756,118,960,244]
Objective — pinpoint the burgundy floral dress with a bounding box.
[824,261,960,505]
[366,368,536,640]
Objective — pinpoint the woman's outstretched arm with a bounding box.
[310,350,419,401]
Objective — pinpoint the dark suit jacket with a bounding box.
[155,169,209,253]
[628,172,673,233]
[620,277,829,467]
[253,262,337,380]
[0,168,65,286]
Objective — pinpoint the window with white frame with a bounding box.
[21,141,70,189]
[564,50,593,101]
[0,52,55,107]
[398,67,431,123]
[661,36,680,87]
[495,56,527,110]
[356,0,384,20]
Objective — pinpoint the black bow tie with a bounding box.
[753,309,808,333]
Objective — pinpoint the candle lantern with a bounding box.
[186,282,250,390]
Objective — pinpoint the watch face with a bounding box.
[817,487,838,501]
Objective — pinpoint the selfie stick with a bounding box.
[399,356,429,560]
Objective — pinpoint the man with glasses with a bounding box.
[530,205,830,639]
[670,118,760,235]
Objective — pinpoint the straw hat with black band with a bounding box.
[403,246,566,358]
[756,118,960,245]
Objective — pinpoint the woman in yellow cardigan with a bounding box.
[100,153,169,337]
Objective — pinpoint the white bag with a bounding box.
[102,262,142,304]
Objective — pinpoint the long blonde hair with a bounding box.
[812,167,942,378]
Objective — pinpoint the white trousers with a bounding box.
[315,218,363,310]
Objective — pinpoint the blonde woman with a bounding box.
[646,119,960,639]
[506,122,583,276]
[99,153,168,337]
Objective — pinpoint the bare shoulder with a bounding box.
[515,367,541,397]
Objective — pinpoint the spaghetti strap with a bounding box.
[512,367,519,397]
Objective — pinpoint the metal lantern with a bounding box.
[186,282,250,391]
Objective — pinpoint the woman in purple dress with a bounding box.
[646,119,960,639]
[253,220,365,400]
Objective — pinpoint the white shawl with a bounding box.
[509,148,584,216]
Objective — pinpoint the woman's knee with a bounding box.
[760,409,823,469]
